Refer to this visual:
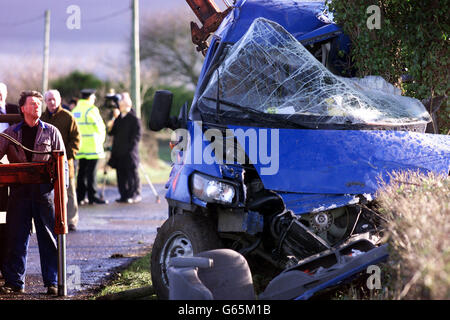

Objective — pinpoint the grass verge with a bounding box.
[376,171,449,299]
[333,171,449,300]
[94,250,157,300]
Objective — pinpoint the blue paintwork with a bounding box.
[278,193,358,216]
[296,23,342,45]
[165,121,224,207]
[165,124,449,213]
[229,126,450,195]
[217,0,333,44]
[294,244,389,300]
[243,211,264,235]
[195,36,220,98]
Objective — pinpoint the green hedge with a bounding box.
[327,0,449,132]
[51,70,106,102]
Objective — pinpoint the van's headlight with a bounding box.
[191,173,236,204]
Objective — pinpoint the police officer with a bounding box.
[72,89,107,205]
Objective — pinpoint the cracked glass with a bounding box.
[198,18,431,126]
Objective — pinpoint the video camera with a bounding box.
[104,92,123,109]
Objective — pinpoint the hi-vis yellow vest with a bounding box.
[72,99,106,160]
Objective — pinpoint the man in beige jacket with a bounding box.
[42,89,81,231]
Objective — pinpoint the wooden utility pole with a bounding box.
[42,10,50,94]
[131,0,141,118]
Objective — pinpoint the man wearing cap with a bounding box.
[41,90,81,231]
[72,89,107,205]
[0,90,67,295]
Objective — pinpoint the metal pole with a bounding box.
[139,163,160,203]
[57,234,67,296]
[53,151,68,296]
[131,0,141,119]
[42,10,50,95]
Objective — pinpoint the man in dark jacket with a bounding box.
[107,92,142,203]
[42,89,81,231]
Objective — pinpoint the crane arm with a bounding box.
[185,0,232,54]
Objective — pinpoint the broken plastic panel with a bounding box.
[199,18,431,125]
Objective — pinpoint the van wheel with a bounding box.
[150,212,222,299]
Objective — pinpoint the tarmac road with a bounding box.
[0,184,168,300]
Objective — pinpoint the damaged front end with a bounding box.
[151,1,449,300]
[202,165,390,299]
[195,17,447,297]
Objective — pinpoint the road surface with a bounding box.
[0,184,168,300]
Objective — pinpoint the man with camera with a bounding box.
[106,92,142,204]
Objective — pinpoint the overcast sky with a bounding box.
[0,0,226,79]
[0,0,188,44]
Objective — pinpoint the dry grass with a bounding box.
[375,171,449,299]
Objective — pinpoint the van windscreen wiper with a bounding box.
[203,96,309,129]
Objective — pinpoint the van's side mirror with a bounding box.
[149,90,174,131]
[177,102,189,129]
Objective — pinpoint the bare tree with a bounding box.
[140,12,204,88]
[0,53,110,105]
[0,55,68,105]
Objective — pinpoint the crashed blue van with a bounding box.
[148,0,450,299]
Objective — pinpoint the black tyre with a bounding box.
[150,212,222,299]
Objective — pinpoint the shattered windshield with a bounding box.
[198,18,431,125]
